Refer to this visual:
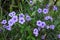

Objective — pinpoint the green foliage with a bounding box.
[0,0,60,40]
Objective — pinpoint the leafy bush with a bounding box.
[0,0,60,40]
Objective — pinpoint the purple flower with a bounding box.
[19,18,25,24]
[8,16,18,26]
[57,34,60,38]
[38,27,41,31]
[30,0,33,4]
[46,4,50,8]
[8,19,15,26]
[30,7,33,10]
[33,28,39,37]
[40,22,46,28]
[36,20,46,28]
[12,16,18,22]
[53,5,58,11]
[25,14,31,21]
[1,20,7,24]
[0,29,2,33]
[3,25,6,28]
[46,25,50,29]
[41,35,45,39]
[5,25,11,31]
[44,16,53,21]
[43,8,49,14]
[3,25,11,31]
[44,16,49,20]
[49,25,55,30]
[8,11,16,17]
[36,20,42,27]
[37,8,42,13]
[35,34,39,37]
[19,13,25,18]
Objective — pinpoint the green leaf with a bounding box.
[57,0,60,6]
[27,36,31,40]
[48,0,54,6]
[31,11,36,16]
[57,25,60,31]
[38,0,43,2]
[54,20,60,26]
[31,36,35,40]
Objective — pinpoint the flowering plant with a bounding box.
[0,0,60,40]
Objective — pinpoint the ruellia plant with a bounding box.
[0,0,60,40]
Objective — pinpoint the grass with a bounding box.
[0,0,60,40]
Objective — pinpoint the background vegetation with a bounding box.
[0,0,60,40]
